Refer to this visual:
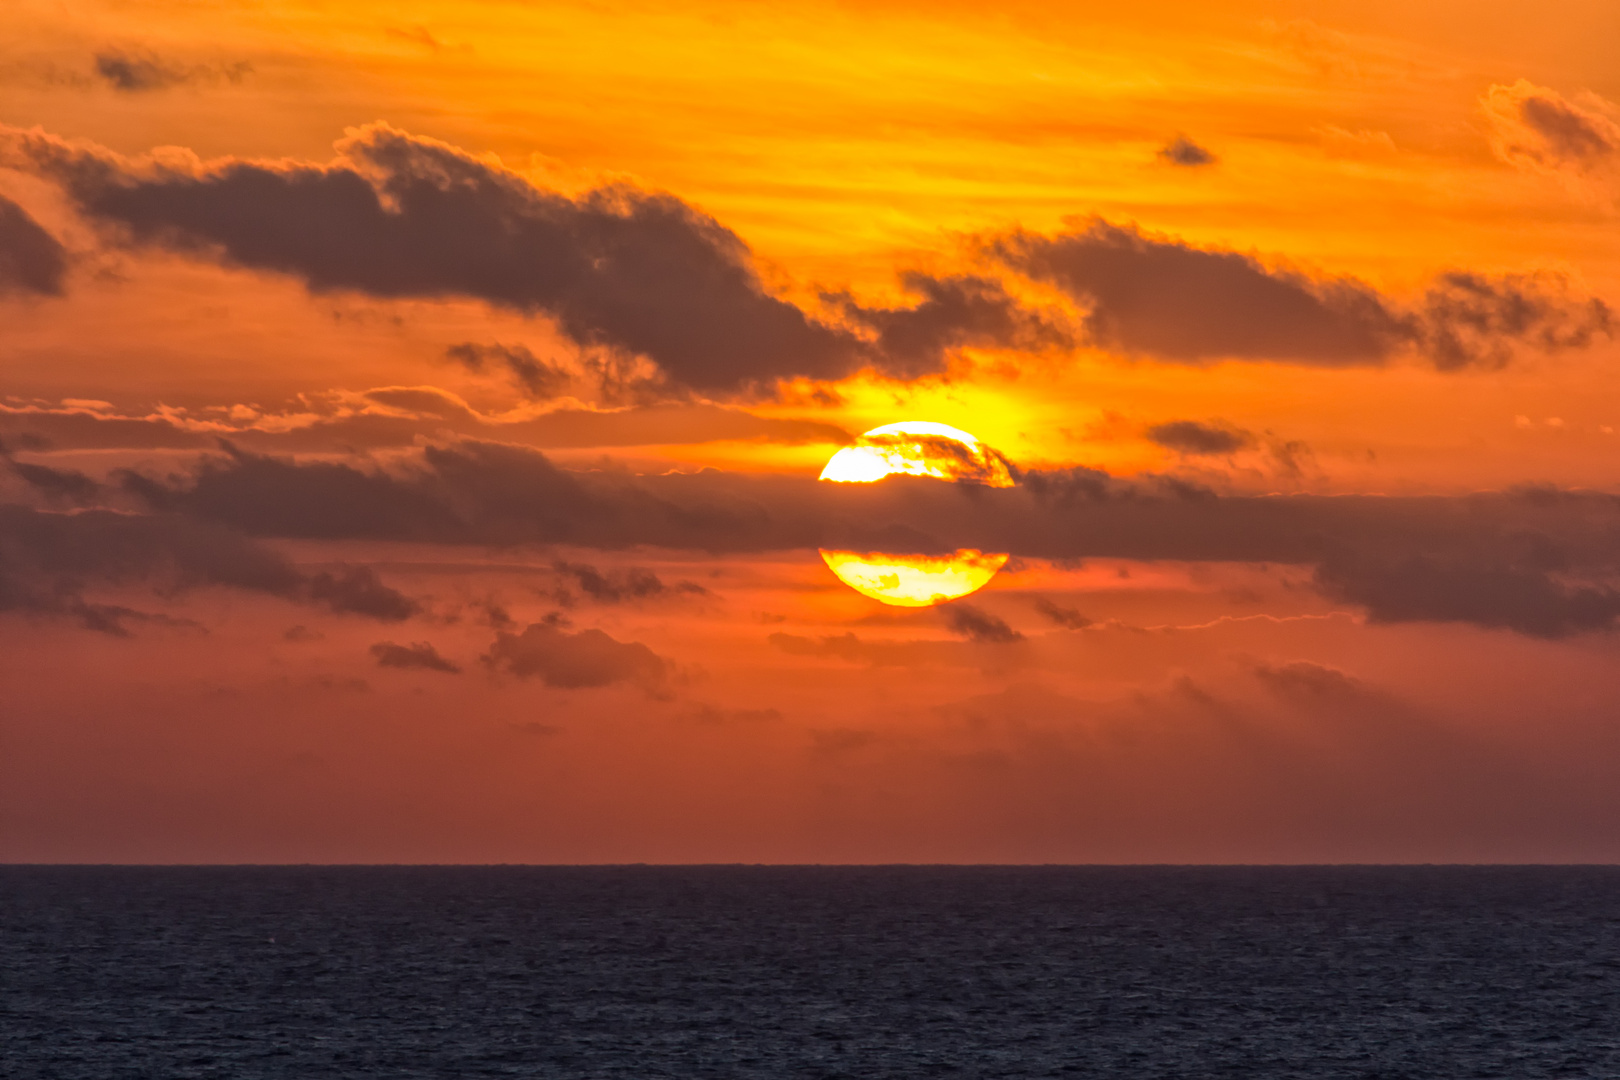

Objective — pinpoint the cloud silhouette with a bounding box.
[1158,135,1216,166]
[1032,596,1092,630]
[92,50,252,93]
[995,218,1611,368]
[370,640,461,673]
[1145,420,1253,455]
[1482,80,1620,181]
[0,504,417,634]
[483,620,668,688]
[940,603,1024,643]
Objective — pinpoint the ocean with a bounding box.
[3,866,1618,1078]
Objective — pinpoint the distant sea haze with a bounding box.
[4,866,1619,1078]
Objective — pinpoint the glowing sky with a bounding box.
[3,0,1620,862]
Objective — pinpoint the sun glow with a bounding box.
[818,422,1012,606]
[819,421,1017,486]
[817,548,1010,607]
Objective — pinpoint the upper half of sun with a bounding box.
[818,421,1015,487]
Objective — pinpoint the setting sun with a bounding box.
[817,421,1014,605]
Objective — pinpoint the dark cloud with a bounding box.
[4,453,100,504]
[1252,660,1371,701]
[482,620,668,689]
[120,439,829,550]
[835,273,1071,378]
[940,603,1024,643]
[91,50,250,92]
[4,124,1080,391]
[308,566,420,620]
[1158,135,1216,167]
[370,640,460,673]
[1521,95,1617,161]
[1483,81,1620,177]
[446,342,572,399]
[0,195,68,296]
[995,218,1612,368]
[97,440,1620,638]
[551,560,707,604]
[1315,551,1620,639]
[6,123,870,393]
[1032,596,1092,630]
[0,504,417,634]
[1416,272,1615,371]
[1145,420,1253,455]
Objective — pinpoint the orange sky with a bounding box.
[3,0,1620,862]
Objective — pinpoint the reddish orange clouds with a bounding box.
[2,0,1619,862]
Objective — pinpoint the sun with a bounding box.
[818,422,1012,606]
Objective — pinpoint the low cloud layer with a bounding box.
[0,503,417,634]
[76,439,1620,638]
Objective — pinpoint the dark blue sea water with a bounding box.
[4,866,1619,1079]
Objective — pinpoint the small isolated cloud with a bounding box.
[483,620,668,689]
[370,640,461,673]
[1145,420,1253,455]
[1482,80,1620,188]
[1032,596,1091,630]
[1158,135,1216,167]
[1253,659,1370,699]
[551,560,708,605]
[307,566,419,621]
[92,49,251,92]
[0,195,68,296]
[940,603,1024,643]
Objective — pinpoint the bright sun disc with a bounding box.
[818,421,1012,606]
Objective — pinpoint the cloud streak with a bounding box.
[91,50,252,93]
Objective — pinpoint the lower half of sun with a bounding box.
[817,421,1012,607]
